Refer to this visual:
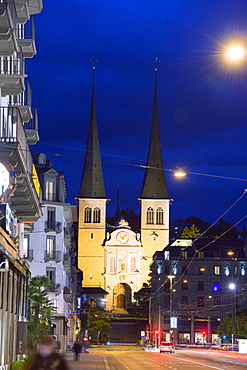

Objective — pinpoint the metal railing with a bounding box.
[0,106,33,172]
[16,16,35,40]
[9,80,32,107]
[47,283,61,293]
[24,107,38,130]
[44,251,62,261]
[45,221,62,232]
[0,53,24,75]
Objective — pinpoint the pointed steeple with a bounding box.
[140,69,169,199]
[114,184,121,220]
[79,67,106,198]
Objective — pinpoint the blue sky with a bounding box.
[28,0,247,226]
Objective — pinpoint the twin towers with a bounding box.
[77,67,171,311]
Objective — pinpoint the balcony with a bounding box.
[28,0,43,15]
[45,221,62,233]
[14,0,29,24]
[0,106,42,222]
[63,252,71,273]
[63,286,72,303]
[47,283,61,294]
[24,108,39,144]
[23,249,33,260]
[0,1,18,56]
[16,16,36,58]
[44,251,62,262]
[0,53,24,96]
[9,80,32,123]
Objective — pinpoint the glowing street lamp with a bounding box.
[173,168,187,178]
[227,45,245,61]
[229,283,236,347]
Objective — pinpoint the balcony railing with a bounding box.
[16,16,35,40]
[23,249,33,260]
[47,283,61,293]
[9,80,32,108]
[44,251,62,261]
[0,55,23,75]
[45,221,62,233]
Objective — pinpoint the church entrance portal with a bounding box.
[113,283,131,313]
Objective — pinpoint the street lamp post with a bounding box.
[168,275,175,341]
[229,283,236,347]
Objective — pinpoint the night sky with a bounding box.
[28,0,247,228]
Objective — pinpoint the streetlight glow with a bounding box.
[229,283,235,290]
[174,168,187,177]
[227,45,245,61]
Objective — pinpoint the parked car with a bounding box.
[160,341,175,353]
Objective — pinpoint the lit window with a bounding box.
[131,257,136,273]
[93,207,100,223]
[157,263,162,275]
[46,237,55,259]
[182,251,187,260]
[198,252,204,260]
[110,257,115,273]
[214,266,220,275]
[173,265,177,274]
[23,236,29,258]
[84,207,91,223]
[241,265,246,276]
[225,265,230,276]
[146,207,154,224]
[214,251,220,261]
[156,207,164,225]
[213,281,221,291]
[45,180,54,201]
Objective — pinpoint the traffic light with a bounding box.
[155,330,159,338]
[202,331,206,337]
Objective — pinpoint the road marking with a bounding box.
[103,355,111,370]
[136,353,226,370]
[113,353,131,370]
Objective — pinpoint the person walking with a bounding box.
[73,340,81,361]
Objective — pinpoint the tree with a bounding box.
[217,310,247,340]
[217,312,232,340]
[86,308,111,343]
[181,224,200,239]
[27,276,56,349]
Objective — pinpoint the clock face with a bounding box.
[117,231,129,244]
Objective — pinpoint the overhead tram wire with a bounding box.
[23,3,247,44]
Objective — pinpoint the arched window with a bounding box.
[156,207,164,224]
[110,257,116,273]
[84,207,91,223]
[146,207,154,224]
[130,257,136,273]
[93,207,100,223]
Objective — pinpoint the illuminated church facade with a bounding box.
[77,68,170,312]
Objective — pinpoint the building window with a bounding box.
[198,296,204,307]
[156,207,164,225]
[89,297,96,307]
[213,281,221,292]
[130,257,136,273]
[38,153,46,164]
[181,296,188,305]
[182,251,188,260]
[23,235,29,258]
[181,281,188,290]
[182,266,188,274]
[146,207,154,224]
[241,265,246,276]
[84,207,91,223]
[47,207,56,229]
[198,252,204,260]
[214,266,220,275]
[91,233,94,239]
[214,251,220,261]
[214,296,220,306]
[164,266,169,274]
[225,265,230,276]
[46,237,55,259]
[45,180,54,201]
[46,267,55,290]
[110,257,116,273]
[93,207,100,223]
[198,281,204,291]
[164,280,169,291]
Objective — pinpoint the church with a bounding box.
[77,67,171,312]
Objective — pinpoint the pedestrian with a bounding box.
[24,335,68,370]
[73,340,81,361]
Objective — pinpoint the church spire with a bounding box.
[140,69,169,199]
[114,184,121,220]
[79,67,106,198]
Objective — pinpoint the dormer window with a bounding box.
[38,153,46,165]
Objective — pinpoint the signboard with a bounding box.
[170,317,177,329]
[239,339,247,353]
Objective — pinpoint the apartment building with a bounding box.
[0,0,43,367]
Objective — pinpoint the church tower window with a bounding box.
[110,257,115,273]
[93,207,100,223]
[146,207,154,224]
[84,207,91,223]
[156,207,164,224]
[130,257,136,273]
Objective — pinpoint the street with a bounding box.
[64,347,247,370]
